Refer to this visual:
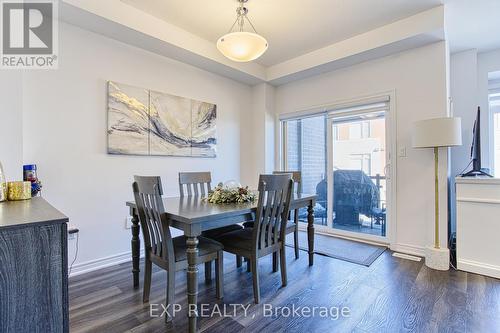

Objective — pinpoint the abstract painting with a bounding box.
[107,82,150,155]
[107,81,217,157]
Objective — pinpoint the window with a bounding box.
[282,115,327,198]
[349,123,362,139]
[490,90,500,177]
[349,153,372,174]
[347,121,370,139]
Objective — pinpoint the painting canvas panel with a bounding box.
[107,81,150,155]
[149,90,192,156]
[191,100,217,157]
[107,81,217,157]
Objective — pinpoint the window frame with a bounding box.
[489,89,500,177]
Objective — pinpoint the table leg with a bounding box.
[131,211,140,289]
[307,202,315,266]
[186,236,199,333]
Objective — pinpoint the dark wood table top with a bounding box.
[126,193,316,224]
[0,197,68,230]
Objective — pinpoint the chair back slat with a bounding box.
[179,172,212,197]
[252,174,293,252]
[273,171,302,194]
[267,190,281,246]
[133,176,174,263]
[259,190,273,249]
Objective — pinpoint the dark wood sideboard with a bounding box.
[0,197,69,333]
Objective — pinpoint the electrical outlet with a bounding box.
[125,216,133,229]
[398,146,407,157]
[68,225,79,240]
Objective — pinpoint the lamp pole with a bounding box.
[434,147,439,249]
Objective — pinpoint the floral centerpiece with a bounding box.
[206,182,256,204]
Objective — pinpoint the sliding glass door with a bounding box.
[281,98,392,241]
[327,110,388,238]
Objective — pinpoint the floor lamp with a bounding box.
[412,117,462,270]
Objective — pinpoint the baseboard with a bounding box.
[458,259,500,279]
[69,250,144,278]
[390,243,425,257]
[392,252,422,262]
[68,242,424,278]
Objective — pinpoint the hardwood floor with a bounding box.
[69,248,500,333]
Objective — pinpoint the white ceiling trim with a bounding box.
[60,0,267,84]
[61,1,445,86]
[266,6,445,84]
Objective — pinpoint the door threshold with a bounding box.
[298,225,389,247]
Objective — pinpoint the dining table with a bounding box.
[125,193,316,333]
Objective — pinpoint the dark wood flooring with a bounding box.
[69,248,500,333]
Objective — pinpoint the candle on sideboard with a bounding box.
[0,162,6,202]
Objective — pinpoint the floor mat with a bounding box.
[286,231,386,266]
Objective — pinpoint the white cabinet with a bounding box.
[456,177,500,278]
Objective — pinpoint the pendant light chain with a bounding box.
[245,15,259,34]
[238,0,245,32]
[226,0,259,34]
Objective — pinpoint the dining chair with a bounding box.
[273,171,302,260]
[133,175,224,321]
[214,174,294,304]
[179,171,244,271]
[243,171,301,261]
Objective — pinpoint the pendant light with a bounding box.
[217,0,268,62]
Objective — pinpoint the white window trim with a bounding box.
[279,94,390,121]
[490,88,500,177]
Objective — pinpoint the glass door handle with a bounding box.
[384,164,391,179]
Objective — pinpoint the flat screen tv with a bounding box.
[461,107,492,177]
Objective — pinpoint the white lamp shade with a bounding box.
[412,117,462,148]
[217,32,268,62]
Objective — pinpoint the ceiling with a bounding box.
[121,0,444,66]
[446,0,500,53]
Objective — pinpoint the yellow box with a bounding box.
[7,181,32,201]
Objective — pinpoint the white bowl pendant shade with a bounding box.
[217,32,268,62]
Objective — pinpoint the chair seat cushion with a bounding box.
[172,236,223,262]
[243,220,296,233]
[202,224,243,239]
[214,228,254,252]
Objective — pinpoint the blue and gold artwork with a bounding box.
[107,81,216,157]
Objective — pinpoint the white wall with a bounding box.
[449,48,500,233]
[478,49,500,171]
[273,42,450,254]
[449,49,478,230]
[450,48,500,175]
[450,50,478,176]
[0,72,23,180]
[21,23,251,268]
[240,83,276,186]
